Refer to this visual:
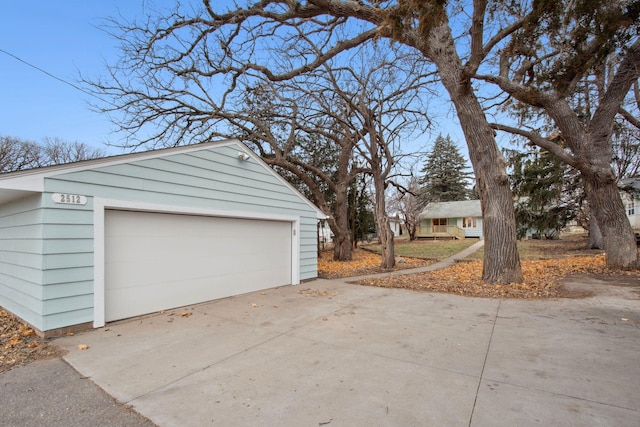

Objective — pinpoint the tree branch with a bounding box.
[619,107,640,131]
[490,122,578,168]
[590,40,640,135]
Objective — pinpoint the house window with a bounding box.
[462,217,477,228]
[629,201,635,216]
[432,218,447,233]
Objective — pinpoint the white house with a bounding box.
[0,140,324,336]
[389,215,404,237]
[418,200,483,239]
[621,177,640,231]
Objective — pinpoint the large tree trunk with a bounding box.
[330,182,353,261]
[407,221,417,241]
[543,97,638,268]
[583,171,638,268]
[586,208,604,249]
[426,23,523,284]
[456,94,522,283]
[373,172,395,269]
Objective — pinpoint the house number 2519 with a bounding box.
[52,193,87,205]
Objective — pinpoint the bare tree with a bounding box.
[40,137,105,166]
[237,51,432,268]
[227,79,363,262]
[614,81,640,179]
[1,136,104,173]
[89,1,530,283]
[327,51,433,268]
[388,176,424,241]
[0,136,41,172]
[478,2,640,268]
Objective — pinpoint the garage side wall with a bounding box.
[40,144,318,331]
[40,196,95,331]
[0,194,45,331]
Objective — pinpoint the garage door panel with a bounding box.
[105,210,292,322]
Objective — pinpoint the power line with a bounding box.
[0,48,112,105]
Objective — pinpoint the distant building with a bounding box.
[418,200,482,239]
[620,177,640,231]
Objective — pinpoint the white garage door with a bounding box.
[104,210,292,322]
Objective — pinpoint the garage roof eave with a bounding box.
[0,188,42,204]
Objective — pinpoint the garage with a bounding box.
[104,210,292,322]
[0,139,323,335]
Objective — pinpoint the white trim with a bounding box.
[93,197,300,328]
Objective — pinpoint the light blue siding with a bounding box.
[459,218,483,238]
[34,142,318,330]
[0,194,44,330]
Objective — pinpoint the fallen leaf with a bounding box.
[180,312,193,317]
[318,248,433,279]
[20,328,35,337]
[251,303,258,308]
[355,253,640,300]
[77,344,89,351]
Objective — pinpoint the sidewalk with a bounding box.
[348,239,484,281]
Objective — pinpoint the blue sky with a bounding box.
[0,1,151,154]
[0,1,468,162]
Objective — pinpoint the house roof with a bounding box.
[0,139,327,218]
[620,177,640,192]
[419,200,482,218]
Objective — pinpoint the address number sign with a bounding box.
[52,193,87,205]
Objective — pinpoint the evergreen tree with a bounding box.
[419,135,473,203]
[506,147,582,239]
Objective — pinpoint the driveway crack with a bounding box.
[468,298,501,427]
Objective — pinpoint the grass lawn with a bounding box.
[466,234,603,260]
[363,238,479,259]
[364,233,603,261]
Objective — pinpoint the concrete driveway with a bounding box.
[58,276,640,426]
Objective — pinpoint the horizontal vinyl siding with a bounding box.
[0,194,44,330]
[40,198,95,330]
[463,218,483,238]
[40,143,318,330]
[298,216,318,279]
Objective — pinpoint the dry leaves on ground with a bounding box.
[0,309,63,373]
[356,255,640,299]
[318,248,434,279]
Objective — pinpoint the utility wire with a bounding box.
[0,48,113,105]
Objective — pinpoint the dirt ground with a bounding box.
[0,309,64,373]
